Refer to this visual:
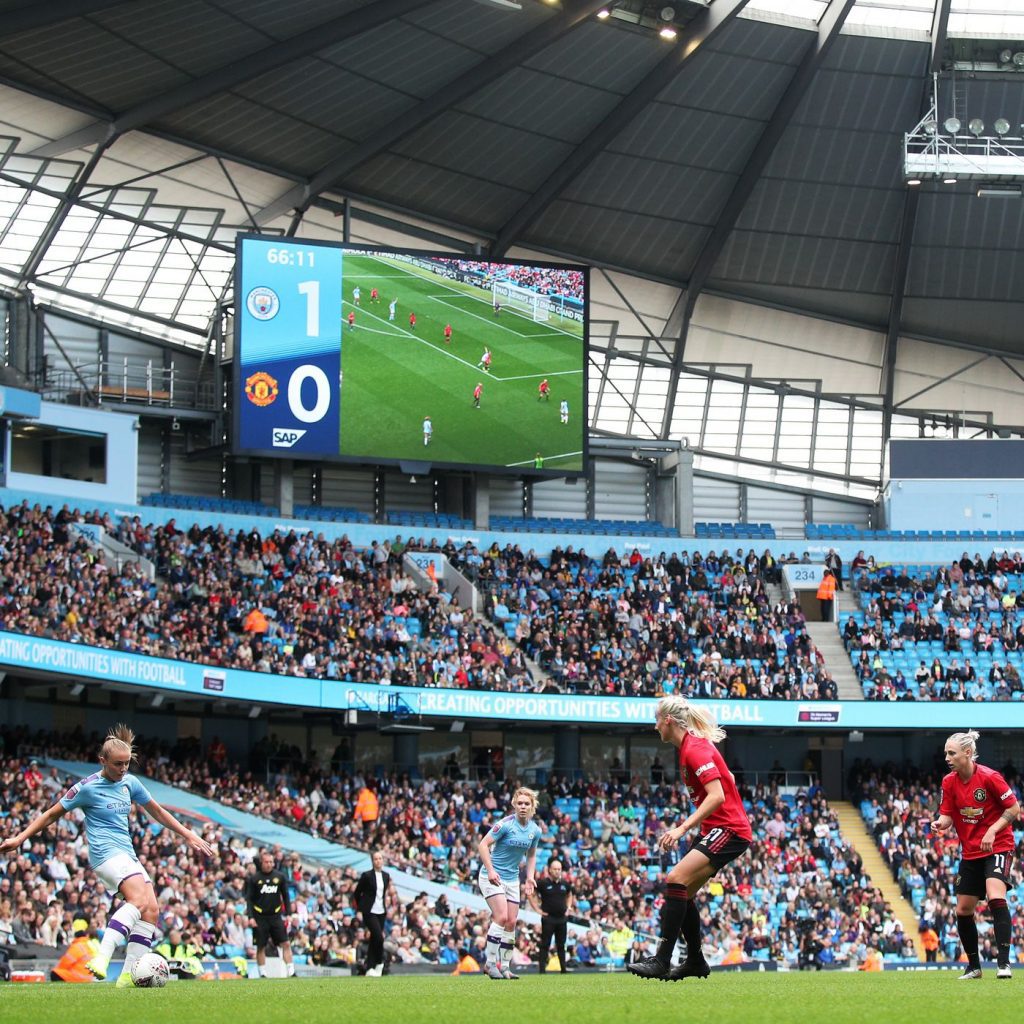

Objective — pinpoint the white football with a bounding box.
[131,951,170,988]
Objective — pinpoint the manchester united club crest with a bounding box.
[973,787,987,802]
[245,371,278,407]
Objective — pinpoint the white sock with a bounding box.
[500,927,516,969]
[286,961,295,977]
[124,921,161,976]
[98,904,141,961]
[485,927,502,965]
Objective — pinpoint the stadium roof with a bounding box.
[0,0,1023,355]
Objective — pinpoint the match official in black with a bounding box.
[246,849,295,978]
[529,858,574,973]
[354,850,393,977]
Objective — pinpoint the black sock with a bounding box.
[657,884,688,963]
[680,899,703,962]
[989,899,1011,964]
[957,914,980,969]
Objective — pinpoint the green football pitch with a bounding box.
[338,253,585,472]
[5,970,1018,1024]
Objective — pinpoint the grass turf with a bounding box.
[4,970,1018,1024]
[338,253,585,471]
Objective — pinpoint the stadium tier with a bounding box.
[844,559,1024,701]
[0,501,834,701]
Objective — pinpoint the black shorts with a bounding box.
[955,852,1014,898]
[254,915,288,950]
[690,827,751,871]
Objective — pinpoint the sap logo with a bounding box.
[272,428,306,448]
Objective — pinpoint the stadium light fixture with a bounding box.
[1000,49,1013,64]
[977,186,1022,198]
[943,176,958,184]
[969,118,986,137]
[596,6,611,18]
[659,24,677,40]
[994,118,1011,135]
[1014,52,1024,67]
[69,682,85,696]
[944,117,961,134]
[150,693,164,708]
[248,705,262,719]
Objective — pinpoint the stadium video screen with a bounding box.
[234,235,588,474]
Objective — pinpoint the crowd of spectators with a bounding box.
[0,500,836,703]
[453,260,585,301]
[843,552,1024,701]
[850,756,1024,961]
[1,725,910,970]
[471,544,839,701]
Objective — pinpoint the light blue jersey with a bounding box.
[487,815,542,881]
[60,772,152,868]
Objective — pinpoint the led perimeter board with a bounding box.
[234,235,588,475]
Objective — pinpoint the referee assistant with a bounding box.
[530,859,574,973]
[246,850,295,978]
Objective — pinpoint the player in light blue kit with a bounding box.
[477,787,542,980]
[0,724,213,986]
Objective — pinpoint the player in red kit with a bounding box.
[628,696,751,983]
[444,323,452,345]
[370,287,379,304]
[347,310,355,330]
[473,382,483,408]
[538,379,550,402]
[932,730,1020,980]
[409,312,416,331]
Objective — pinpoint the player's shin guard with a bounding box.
[98,903,142,961]
[123,921,160,977]
[989,898,1011,964]
[956,914,980,969]
[657,884,689,964]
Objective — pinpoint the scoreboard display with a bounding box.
[234,234,588,475]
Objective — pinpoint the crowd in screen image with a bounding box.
[0,501,836,701]
[452,262,585,301]
[5,721,1017,980]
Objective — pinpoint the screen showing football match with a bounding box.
[234,235,587,474]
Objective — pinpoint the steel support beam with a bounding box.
[659,0,856,437]
[489,0,752,259]
[32,0,434,158]
[0,0,128,38]
[930,0,952,75]
[255,0,610,225]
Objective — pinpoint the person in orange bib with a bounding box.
[51,920,100,983]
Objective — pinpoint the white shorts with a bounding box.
[478,867,520,905]
[94,852,152,894]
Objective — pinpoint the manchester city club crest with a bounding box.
[246,285,279,321]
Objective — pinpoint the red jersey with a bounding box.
[939,763,1017,859]
[409,314,416,326]
[678,734,752,840]
[473,385,483,399]
[444,325,452,337]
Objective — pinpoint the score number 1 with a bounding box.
[298,280,319,337]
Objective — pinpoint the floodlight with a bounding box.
[968,118,985,136]
[923,120,937,135]
[943,117,961,133]
[596,7,610,18]
[906,178,922,187]
[1014,52,1024,66]
[943,177,958,184]
[994,118,1011,135]
[659,24,677,40]
[999,49,1013,63]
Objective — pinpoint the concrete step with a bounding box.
[832,801,923,960]
[803,619,862,700]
